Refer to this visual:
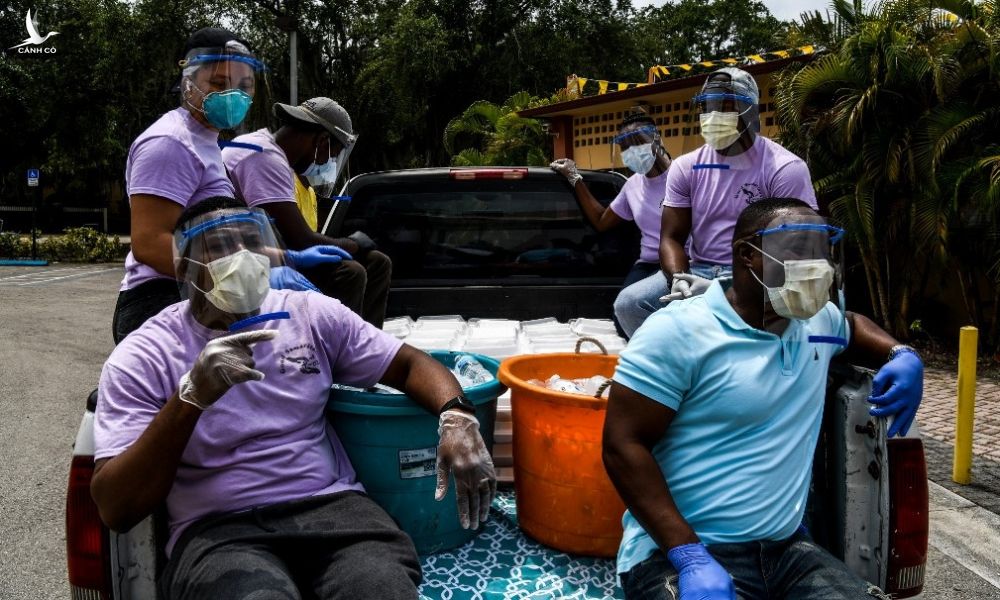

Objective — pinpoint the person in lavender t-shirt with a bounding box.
[223,97,393,328]
[111,28,260,343]
[91,198,496,599]
[550,112,672,336]
[613,67,818,337]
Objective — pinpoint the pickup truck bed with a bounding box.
[65,167,926,599]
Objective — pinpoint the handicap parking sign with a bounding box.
[27,168,39,187]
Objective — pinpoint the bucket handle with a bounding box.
[594,378,613,399]
[575,336,608,355]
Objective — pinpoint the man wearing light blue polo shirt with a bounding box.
[602,198,921,600]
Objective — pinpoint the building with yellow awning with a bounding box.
[518,46,818,170]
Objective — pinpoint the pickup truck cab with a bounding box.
[66,167,928,599]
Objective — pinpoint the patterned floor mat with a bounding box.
[418,492,623,599]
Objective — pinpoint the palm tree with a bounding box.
[775,0,1000,348]
[443,92,548,166]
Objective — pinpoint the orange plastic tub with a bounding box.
[498,351,626,557]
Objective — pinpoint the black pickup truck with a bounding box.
[65,167,927,599]
[322,166,638,321]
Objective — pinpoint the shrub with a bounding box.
[0,232,31,258]
[39,227,124,262]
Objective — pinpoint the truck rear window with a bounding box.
[340,177,639,284]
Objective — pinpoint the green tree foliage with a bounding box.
[633,0,785,65]
[1,0,225,222]
[0,0,787,229]
[775,0,1000,348]
[444,92,547,166]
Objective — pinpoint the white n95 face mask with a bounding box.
[188,249,271,314]
[699,111,741,151]
[621,143,656,175]
[753,258,835,320]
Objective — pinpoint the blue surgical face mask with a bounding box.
[186,80,253,130]
[621,143,656,175]
[301,145,339,186]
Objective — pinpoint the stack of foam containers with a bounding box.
[379,315,628,485]
[520,318,577,353]
[463,319,520,359]
[404,316,467,351]
[382,316,413,340]
[462,320,519,482]
[569,318,627,354]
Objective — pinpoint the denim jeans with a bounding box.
[611,261,661,337]
[619,531,889,600]
[613,261,732,338]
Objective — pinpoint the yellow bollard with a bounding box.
[952,326,979,485]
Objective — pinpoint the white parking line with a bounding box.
[0,266,121,286]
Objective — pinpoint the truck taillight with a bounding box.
[66,455,111,599]
[885,438,928,597]
[449,168,527,180]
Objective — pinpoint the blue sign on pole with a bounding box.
[27,169,39,179]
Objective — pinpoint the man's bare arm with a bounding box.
[659,206,692,278]
[603,381,699,551]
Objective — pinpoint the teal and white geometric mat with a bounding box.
[418,491,624,600]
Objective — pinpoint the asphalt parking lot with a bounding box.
[1,263,998,599]
[0,264,120,599]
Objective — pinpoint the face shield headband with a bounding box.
[177,212,273,249]
[612,125,658,147]
[181,54,268,73]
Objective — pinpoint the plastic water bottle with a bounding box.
[454,355,494,387]
[545,375,584,394]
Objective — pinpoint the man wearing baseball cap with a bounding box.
[613,67,818,337]
[223,97,392,328]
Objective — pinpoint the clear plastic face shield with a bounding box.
[173,208,285,318]
[684,79,760,157]
[611,124,669,176]
[304,126,358,198]
[741,213,848,344]
[180,42,271,132]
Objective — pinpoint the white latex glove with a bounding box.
[660,272,713,302]
[178,329,279,410]
[550,158,583,187]
[435,409,497,529]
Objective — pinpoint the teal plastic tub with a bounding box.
[327,350,504,555]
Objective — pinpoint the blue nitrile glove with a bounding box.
[285,245,353,269]
[667,543,736,600]
[269,266,320,292]
[869,349,924,438]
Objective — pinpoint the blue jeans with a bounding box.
[611,262,661,337]
[613,261,732,338]
[619,531,889,600]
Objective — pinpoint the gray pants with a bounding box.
[160,491,421,600]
